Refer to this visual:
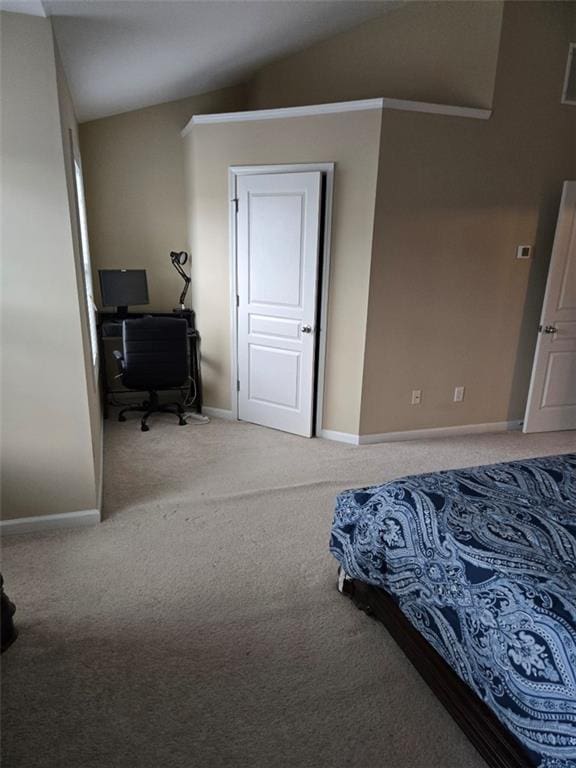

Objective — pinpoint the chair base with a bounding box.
[118,391,188,431]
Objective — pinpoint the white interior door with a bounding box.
[524,181,576,433]
[236,171,321,437]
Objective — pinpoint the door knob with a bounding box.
[543,325,558,334]
[301,324,313,334]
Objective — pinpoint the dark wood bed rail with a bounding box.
[340,573,531,768]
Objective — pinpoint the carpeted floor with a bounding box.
[2,418,575,768]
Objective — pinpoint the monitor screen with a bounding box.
[99,269,149,308]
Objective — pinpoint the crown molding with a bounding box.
[182,97,491,136]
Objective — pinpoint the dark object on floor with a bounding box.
[1,575,18,653]
[338,570,529,768]
[113,316,190,431]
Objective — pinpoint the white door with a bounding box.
[524,181,576,433]
[236,171,321,437]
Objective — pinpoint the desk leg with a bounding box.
[190,335,203,414]
[98,331,109,419]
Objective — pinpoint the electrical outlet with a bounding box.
[516,245,531,259]
[411,389,422,405]
[454,386,465,403]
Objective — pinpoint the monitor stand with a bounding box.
[116,306,129,318]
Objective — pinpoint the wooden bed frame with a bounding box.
[338,570,532,768]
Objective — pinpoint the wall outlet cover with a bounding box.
[454,386,465,402]
[516,245,531,259]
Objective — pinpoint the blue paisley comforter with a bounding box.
[330,454,576,768]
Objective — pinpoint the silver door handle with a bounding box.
[301,324,313,334]
[543,325,558,334]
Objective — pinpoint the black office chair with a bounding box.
[113,316,189,432]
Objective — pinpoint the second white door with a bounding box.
[236,171,321,437]
[524,181,576,433]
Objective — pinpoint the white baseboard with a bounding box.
[317,429,360,445]
[357,420,523,445]
[0,508,101,536]
[186,414,522,443]
[202,406,235,420]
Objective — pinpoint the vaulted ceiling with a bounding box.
[1,1,399,121]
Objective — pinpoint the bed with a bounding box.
[330,454,576,768]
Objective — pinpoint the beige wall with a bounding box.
[185,111,382,433]
[80,85,248,312]
[1,12,98,519]
[359,1,576,435]
[248,1,503,111]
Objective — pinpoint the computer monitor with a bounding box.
[99,269,149,316]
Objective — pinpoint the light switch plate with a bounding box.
[516,245,531,259]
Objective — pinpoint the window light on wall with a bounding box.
[562,43,576,105]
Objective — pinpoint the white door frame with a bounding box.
[228,163,335,436]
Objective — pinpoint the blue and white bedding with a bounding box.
[330,454,576,768]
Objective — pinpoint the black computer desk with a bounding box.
[97,309,203,419]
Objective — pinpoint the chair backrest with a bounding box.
[121,317,189,391]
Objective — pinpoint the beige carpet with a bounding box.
[2,417,575,768]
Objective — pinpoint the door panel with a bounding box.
[249,345,300,408]
[541,352,576,408]
[524,181,576,432]
[249,315,301,340]
[558,249,576,308]
[248,194,304,306]
[237,172,321,437]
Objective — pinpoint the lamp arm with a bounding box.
[171,260,186,280]
[170,250,191,308]
[178,275,191,307]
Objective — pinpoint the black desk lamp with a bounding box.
[169,249,210,426]
[170,251,191,310]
